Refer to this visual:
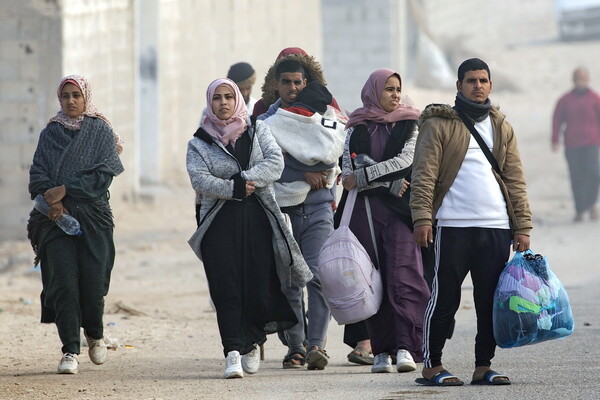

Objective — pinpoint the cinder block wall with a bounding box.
[0,0,322,242]
[0,0,62,242]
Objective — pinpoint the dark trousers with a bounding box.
[343,321,369,349]
[349,196,429,360]
[565,145,600,214]
[202,198,296,357]
[422,227,511,369]
[40,228,114,354]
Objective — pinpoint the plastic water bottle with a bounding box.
[351,153,377,168]
[33,194,83,236]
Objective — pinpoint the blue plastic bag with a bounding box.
[492,250,574,348]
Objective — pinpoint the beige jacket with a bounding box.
[410,103,532,235]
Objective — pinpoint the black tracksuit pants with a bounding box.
[422,226,511,369]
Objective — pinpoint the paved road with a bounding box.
[218,276,599,400]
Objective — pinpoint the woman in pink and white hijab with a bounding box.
[28,74,124,375]
[201,78,249,148]
[187,78,312,379]
[50,74,123,153]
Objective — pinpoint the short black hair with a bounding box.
[275,59,306,80]
[457,58,491,82]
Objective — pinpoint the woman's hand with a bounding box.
[48,201,67,221]
[44,185,66,205]
[245,181,256,197]
[398,179,410,197]
[342,173,357,191]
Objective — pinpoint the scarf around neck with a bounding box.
[202,78,248,147]
[454,91,492,122]
[346,68,421,130]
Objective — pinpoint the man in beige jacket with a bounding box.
[410,58,532,387]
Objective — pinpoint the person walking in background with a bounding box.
[227,62,258,114]
[340,68,429,374]
[187,78,312,379]
[552,66,600,222]
[259,57,340,371]
[411,58,532,386]
[27,75,124,374]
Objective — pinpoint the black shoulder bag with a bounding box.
[453,107,502,177]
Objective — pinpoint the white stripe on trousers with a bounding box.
[422,226,442,369]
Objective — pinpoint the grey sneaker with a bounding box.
[241,346,260,374]
[396,349,416,372]
[371,352,393,373]
[57,353,79,374]
[224,351,244,379]
[85,333,107,365]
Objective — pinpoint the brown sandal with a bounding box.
[283,353,306,369]
[347,346,374,365]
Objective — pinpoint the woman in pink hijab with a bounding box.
[187,78,312,379]
[339,68,430,374]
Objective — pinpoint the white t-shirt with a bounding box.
[436,115,510,229]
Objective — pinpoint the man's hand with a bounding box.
[513,234,530,252]
[342,173,357,191]
[413,225,433,248]
[44,185,66,205]
[305,171,328,189]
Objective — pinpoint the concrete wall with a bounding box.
[156,0,323,187]
[322,0,409,112]
[61,0,137,200]
[0,0,322,242]
[0,0,62,242]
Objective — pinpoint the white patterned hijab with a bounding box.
[49,75,123,153]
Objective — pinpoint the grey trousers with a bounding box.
[565,145,600,214]
[281,203,333,355]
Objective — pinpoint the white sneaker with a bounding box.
[224,350,244,379]
[371,352,393,373]
[85,333,108,365]
[241,347,260,374]
[396,349,416,372]
[57,353,79,374]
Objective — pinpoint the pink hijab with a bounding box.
[203,78,248,147]
[346,68,421,129]
[49,74,123,153]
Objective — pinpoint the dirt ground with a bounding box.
[2,7,600,400]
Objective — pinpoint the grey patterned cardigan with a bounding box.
[186,117,313,287]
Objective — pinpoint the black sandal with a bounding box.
[283,353,306,369]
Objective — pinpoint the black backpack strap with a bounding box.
[453,107,502,176]
[250,115,257,132]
